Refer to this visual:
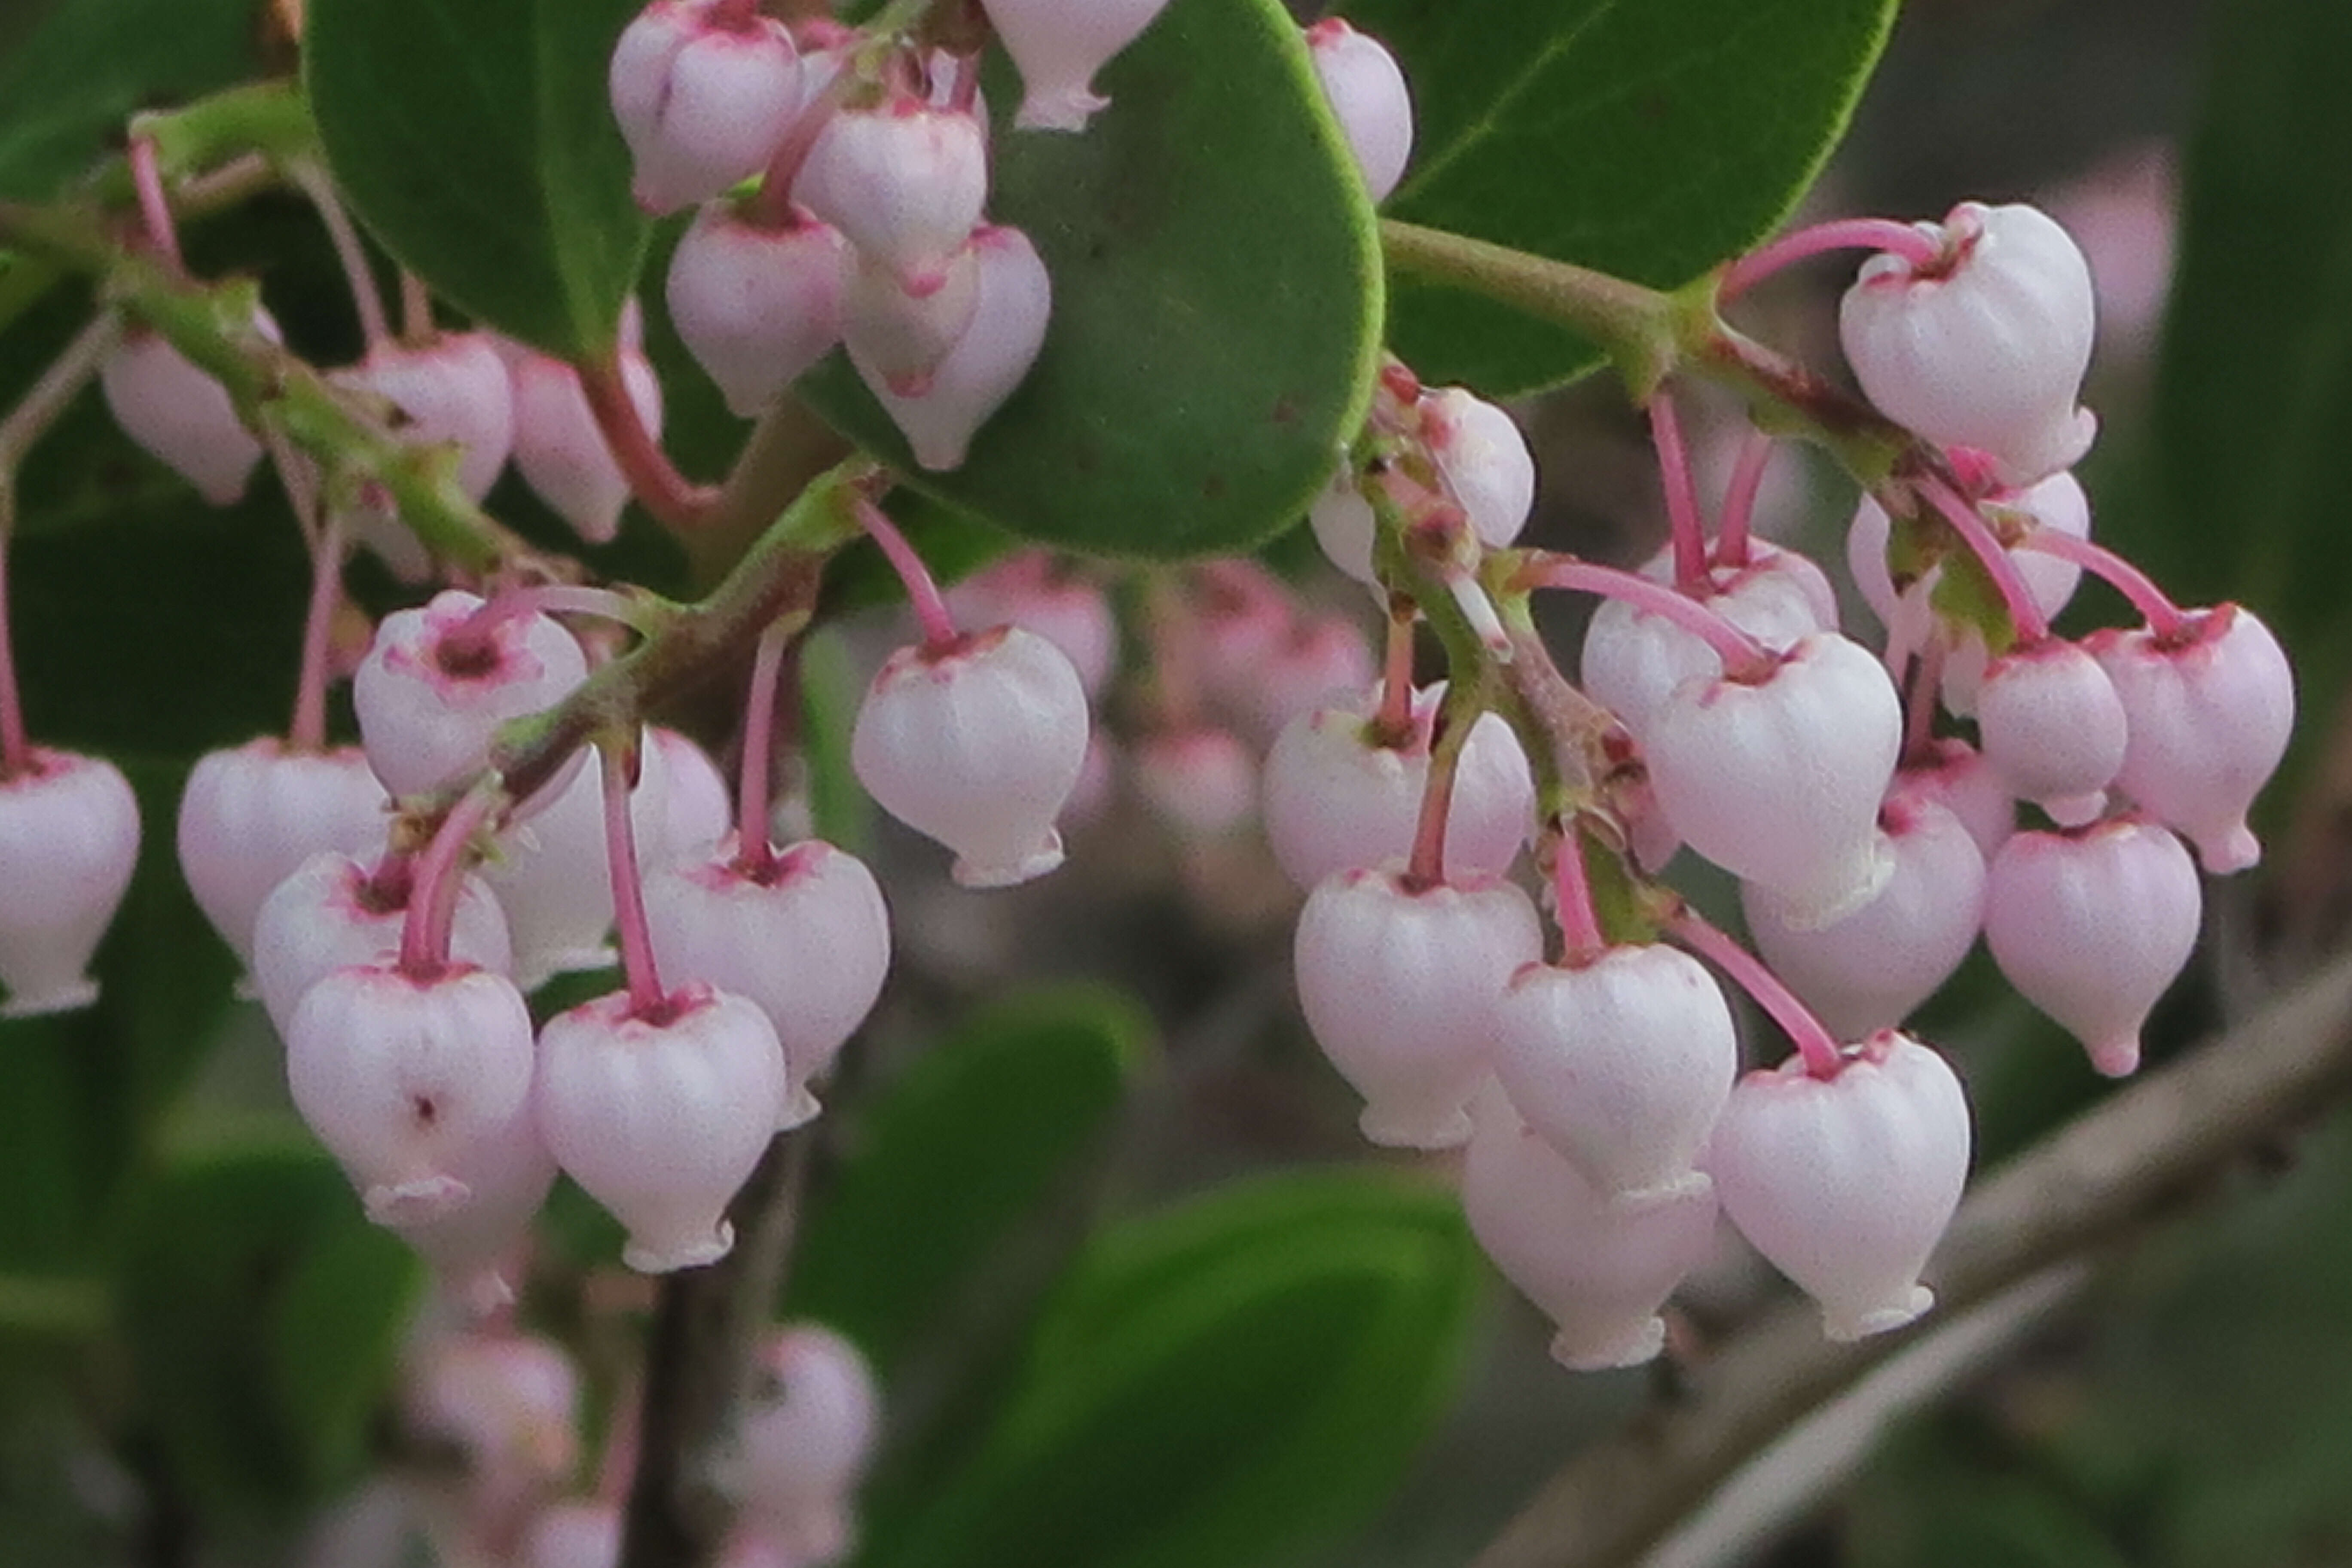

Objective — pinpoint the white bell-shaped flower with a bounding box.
[1645,632,1902,926]
[285,961,538,1225]
[855,224,1052,471]
[176,740,388,967]
[841,242,982,398]
[1743,794,1987,1040]
[1580,548,1835,739]
[851,624,1089,888]
[610,0,803,215]
[667,203,846,418]
[2091,606,2295,873]
[1839,202,2097,485]
[354,589,590,805]
[535,985,788,1272]
[1308,460,1381,589]
[101,315,272,505]
[737,1325,881,1557]
[0,750,141,1017]
[1460,1082,1719,1370]
[505,334,667,546]
[333,333,515,502]
[1976,638,2128,828]
[1293,865,1543,1149]
[1491,942,1738,1206]
[1706,1032,1971,1341]
[978,0,1172,131]
[1420,387,1535,549]
[1304,19,1414,203]
[1897,737,2014,860]
[795,94,988,291]
[389,1098,557,1315]
[645,726,734,867]
[1983,817,2201,1077]
[251,851,513,1036]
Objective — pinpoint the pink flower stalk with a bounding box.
[251,851,513,1037]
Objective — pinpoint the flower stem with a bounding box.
[398,785,500,979]
[1718,217,1944,302]
[1918,476,2050,643]
[2016,531,2190,638]
[1403,681,1479,889]
[580,357,716,533]
[1550,820,1607,966]
[128,137,184,272]
[735,619,793,877]
[289,511,346,753]
[1715,427,1775,569]
[602,738,669,1019]
[855,497,957,651]
[1667,908,1845,1079]
[1649,394,1710,594]
[291,162,390,352]
[1369,606,1418,747]
[1518,551,1775,678]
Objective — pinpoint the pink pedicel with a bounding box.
[1705,1031,1972,1341]
[852,224,1051,472]
[353,589,591,802]
[840,241,982,398]
[1975,638,2128,827]
[0,749,141,1017]
[1460,1082,1719,1370]
[1292,865,1543,1150]
[1580,543,1837,739]
[175,739,387,966]
[851,623,1089,888]
[667,203,846,418]
[507,337,667,546]
[943,552,1118,699]
[1491,943,1737,1207]
[736,1325,881,1558]
[2089,606,2295,872]
[610,0,803,215]
[644,838,891,1128]
[1305,19,1415,204]
[250,851,513,1036]
[979,0,1172,131]
[1839,202,2098,486]
[1848,470,2091,647]
[534,984,788,1272]
[1742,794,1988,1040]
[1983,816,2201,1077]
[1897,737,2014,860]
[1644,631,1902,927]
[101,318,271,505]
[284,961,538,1225]
[1260,683,1533,890]
[332,333,516,502]
[794,93,990,292]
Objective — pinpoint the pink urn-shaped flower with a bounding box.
[853,224,1052,472]
[390,1101,557,1315]
[1460,1083,1720,1370]
[1491,942,1738,1206]
[610,0,803,215]
[176,740,388,967]
[0,750,141,1017]
[852,624,1089,888]
[535,985,787,1272]
[1580,548,1835,739]
[1706,1032,1972,1341]
[251,851,513,1036]
[1975,639,2128,827]
[285,961,539,1225]
[2089,605,2295,873]
[506,330,667,546]
[737,1324,881,1557]
[1839,202,2098,485]
[353,590,590,802]
[1305,19,1414,203]
[1420,387,1535,550]
[978,0,1172,131]
[1293,865,1543,1149]
[668,203,846,418]
[795,93,988,291]
[943,552,1119,700]
[1983,817,2201,1077]
[101,316,271,505]
[333,333,516,502]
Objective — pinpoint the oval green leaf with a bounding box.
[1347,0,1896,394]
[305,0,649,357]
[863,1170,1484,1568]
[796,0,1382,560]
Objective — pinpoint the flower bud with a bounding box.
[1293,865,1543,1148]
[979,0,1173,131]
[1983,817,2200,1077]
[737,1325,880,1555]
[853,224,1051,471]
[333,333,515,502]
[1976,639,2128,827]
[535,985,788,1272]
[1706,1032,1971,1341]
[1460,1082,1718,1370]
[101,315,272,505]
[796,94,988,290]
[611,0,803,215]
[1492,943,1738,1205]
[405,1328,578,1527]
[353,589,590,802]
[645,839,891,1127]
[668,204,846,417]
[0,750,141,1017]
[1839,202,2098,485]
[1132,726,1257,842]
[1420,387,1534,550]
[507,340,666,546]
[251,851,513,1036]
[2089,606,2294,873]
[851,624,1090,888]
[285,962,538,1224]
[1305,19,1414,203]
[177,740,388,967]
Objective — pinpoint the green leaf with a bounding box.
[0,0,266,202]
[797,0,1382,559]
[2127,0,2352,818]
[272,1220,428,1493]
[863,1169,1484,1568]
[305,0,650,357]
[1347,0,1897,394]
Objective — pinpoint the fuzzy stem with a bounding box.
[1718,217,1945,302]
[1370,605,1418,747]
[1918,476,2050,643]
[855,497,958,651]
[1518,552,1775,678]
[288,511,346,753]
[1715,427,1775,568]
[735,619,793,877]
[580,357,716,533]
[128,138,184,272]
[398,786,500,978]
[1649,395,1710,593]
[1550,821,1607,966]
[603,738,669,1018]
[291,163,390,352]
[1668,908,1844,1079]
[2016,531,2191,638]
